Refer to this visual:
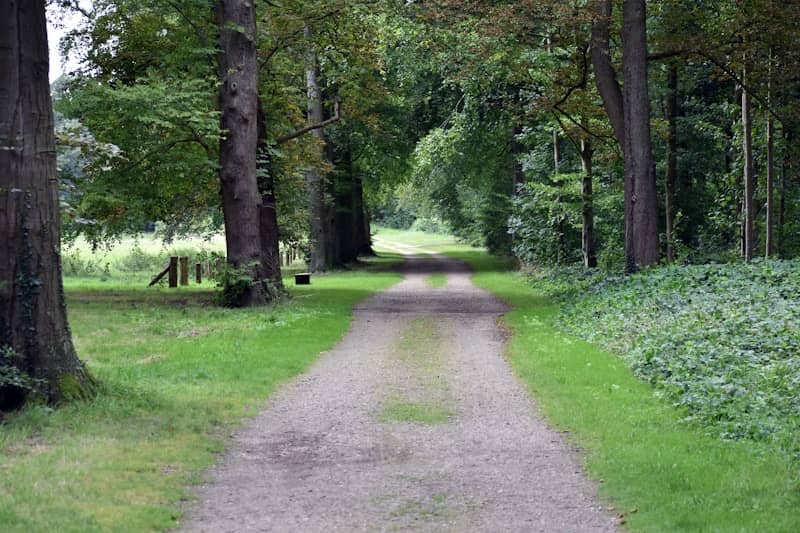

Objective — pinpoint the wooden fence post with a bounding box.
[195,263,202,284]
[168,256,178,288]
[179,257,189,286]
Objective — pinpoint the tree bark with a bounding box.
[304,26,333,272]
[580,137,598,269]
[552,130,561,174]
[590,0,625,147]
[217,0,265,306]
[622,0,660,269]
[765,51,774,258]
[256,103,283,288]
[741,64,755,262]
[665,64,679,262]
[0,0,93,409]
[779,128,790,257]
[591,0,633,270]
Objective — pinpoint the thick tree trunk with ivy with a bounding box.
[0,0,93,409]
[216,0,266,306]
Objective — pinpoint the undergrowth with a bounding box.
[529,260,800,458]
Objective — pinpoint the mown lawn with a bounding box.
[439,248,800,532]
[0,255,402,532]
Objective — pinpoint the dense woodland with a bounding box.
[3,0,800,416]
[47,0,800,274]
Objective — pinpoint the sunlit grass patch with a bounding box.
[425,273,447,287]
[378,400,452,425]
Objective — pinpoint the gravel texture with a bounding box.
[181,250,618,532]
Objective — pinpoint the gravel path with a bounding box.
[181,249,618,532]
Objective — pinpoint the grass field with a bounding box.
[0,238,402,532]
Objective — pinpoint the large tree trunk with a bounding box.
[665,64,679,263]
[622,0,659,269]
[741,65,755,262]
[256,103,283,289]
[0,0,93,409]
[591,0,633,270]
[592,0,659,270]
[580,137,598,269]
[304,26,334,272]
[217,0,265,306]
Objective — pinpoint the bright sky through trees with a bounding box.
[47,3,85,82]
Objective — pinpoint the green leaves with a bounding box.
[552,260,800,458]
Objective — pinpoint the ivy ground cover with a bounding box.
[556,260,800,457]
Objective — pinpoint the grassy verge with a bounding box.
[442,248,800,532]
[0,256,402,532]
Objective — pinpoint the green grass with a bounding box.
[448,248,800,532]
[378,401,452,425]
[0,256,402,532]
[61,233,306,284]
[425,273,448,288]
[373,227,466,251]
[379,318,453,426]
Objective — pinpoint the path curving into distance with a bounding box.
[181,246,618,532]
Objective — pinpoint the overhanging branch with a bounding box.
[275,99,341,145]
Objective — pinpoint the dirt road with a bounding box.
[181,249,617,532]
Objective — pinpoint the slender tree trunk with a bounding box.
[0,0,93,409]
[304,26,332,272]
[216,0,265,306]
[580,137,598,269]
[665,64,679,262]
[741,64,755,262]
[553,130,561,174]
[779,128,790,257]
[765,51,774,258]
[256,103,283,289]
[552,129,567,263]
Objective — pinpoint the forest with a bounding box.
[2,0,800,531]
